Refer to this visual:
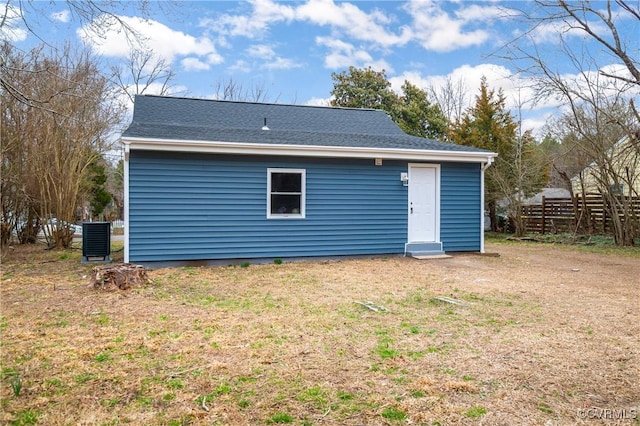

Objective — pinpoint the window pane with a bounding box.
[271,173,301,193]
[271,194,301,214]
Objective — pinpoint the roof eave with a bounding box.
[121,136,497,163]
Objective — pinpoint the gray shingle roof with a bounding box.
[123,95,489,154]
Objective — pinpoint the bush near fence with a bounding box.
[521,194,640,235]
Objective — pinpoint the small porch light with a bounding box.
[400,172,409,186]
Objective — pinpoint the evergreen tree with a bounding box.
[330,67,448,140]
[393,81,448,140]
[87,158,112,219]
[449,77,518,232]
[330,66,398,111]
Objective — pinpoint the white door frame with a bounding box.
[407,163,440,243]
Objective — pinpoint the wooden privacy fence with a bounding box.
[521,194,640,234]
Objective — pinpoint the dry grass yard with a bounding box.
[1,241,638,425]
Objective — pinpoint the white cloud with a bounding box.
[78,15,221,65]
[182,57,211,71]
[557,64,638,106]
[305,96,331,107]
[202,0,295,38]
[316,37,392,72]
[296,0,411,47]
[247,44,276,59]
[264,57,301,70]
[384,61,633,137]
[525,21,574,44]
[598,63,635,88]
[228,60,251,74]
[454,4,509,23]
[245,44,300,70]
[318,37,370,69]
[403,0,491,52]
[205,0,410,46]
[50,10,70,23]
[521,14,609,45]
[201,0,504,55]
[195,0,516,81]
[390,63,546,115]
[0,4,27,42]
[521,114,553,138]
[207,52,224,65]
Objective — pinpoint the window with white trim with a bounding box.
[267,168,306,219]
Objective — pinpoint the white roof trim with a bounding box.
[121,136,497,163]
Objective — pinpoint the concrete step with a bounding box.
[405,242,444,257]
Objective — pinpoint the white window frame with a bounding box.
[267,168,306,219]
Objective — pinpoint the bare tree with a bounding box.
[504,1,639,133]
[213,77,277,103]
[428,76,469,126]
[1,42,125,248]
[1,43,42,246]
[552,100,637,239]
[492,91,549,236]
[543,1,639,95]
[502,0,639,245]
[1,42,51,246]
[540,119,594,192]
[111,48,177,103]
[493,129,549,236]
[0,1,169,108]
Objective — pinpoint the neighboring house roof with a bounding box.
[122,95,495,163]
[523,188,572,205]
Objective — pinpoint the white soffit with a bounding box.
[121,137,497,163]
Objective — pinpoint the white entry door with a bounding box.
[408,165,439,242]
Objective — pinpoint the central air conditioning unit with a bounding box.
[82,222,111,263]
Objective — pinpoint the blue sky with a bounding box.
[4,1,638,137]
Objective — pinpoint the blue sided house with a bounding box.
[121,95,496,265]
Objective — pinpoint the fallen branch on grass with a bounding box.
[201,396,209,412]
[432,296,467,306]
[355,301,387,312]
[506,236,540,242]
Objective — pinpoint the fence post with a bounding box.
[541,196,546,234]
[601,195,607,234]
[572,194,579,232]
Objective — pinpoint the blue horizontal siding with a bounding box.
[128,151,409,261]
[440,162,481,251]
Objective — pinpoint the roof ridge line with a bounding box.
[134,94,385,113]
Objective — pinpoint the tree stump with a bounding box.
[92,263,149,291]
